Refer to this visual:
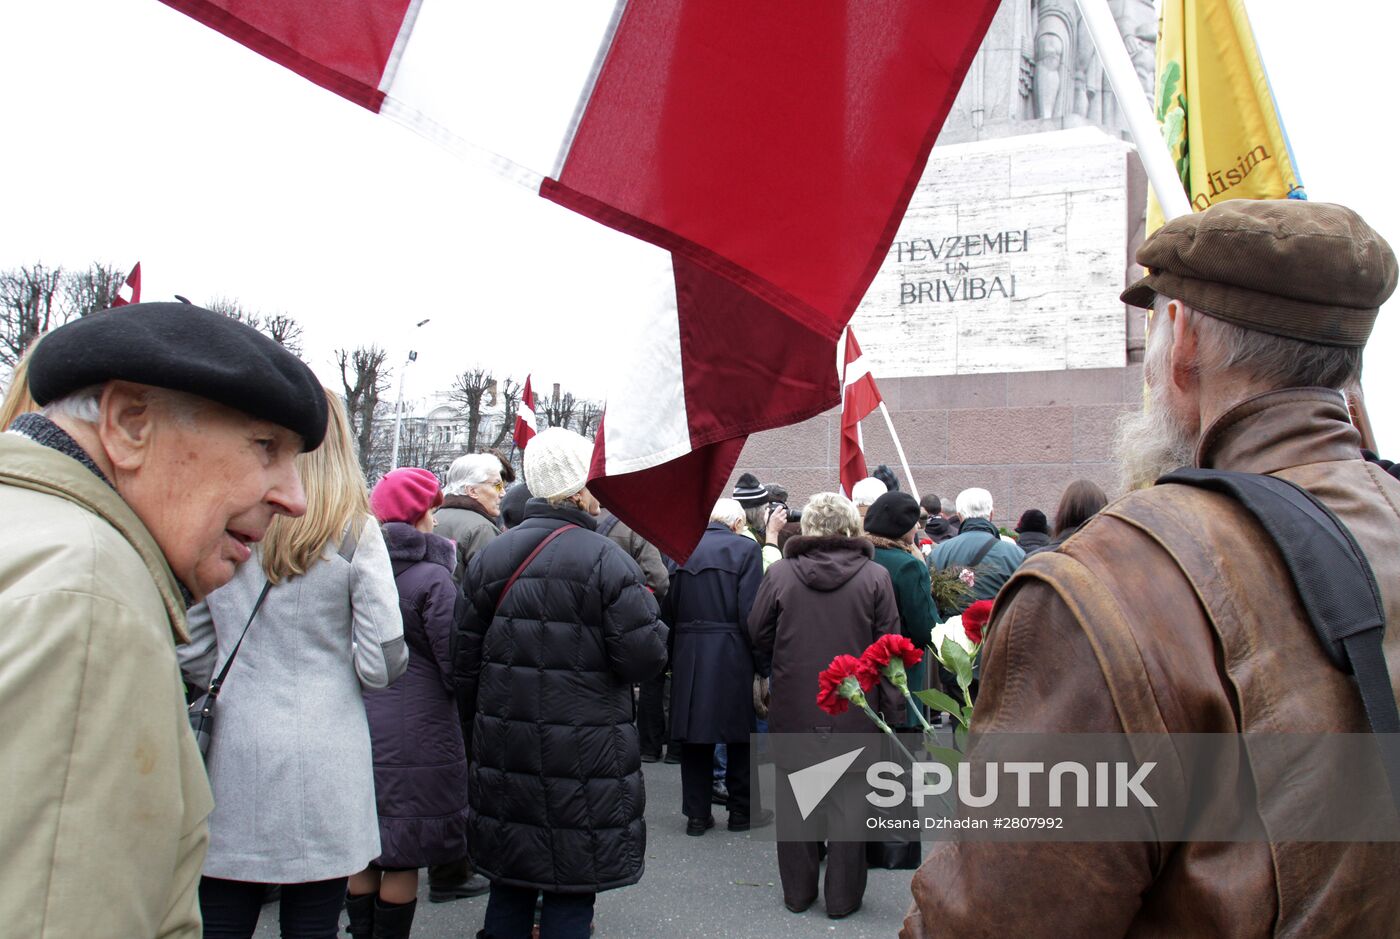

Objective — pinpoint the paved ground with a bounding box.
[255,758,915,937]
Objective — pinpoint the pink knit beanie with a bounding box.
[371,467,443,524]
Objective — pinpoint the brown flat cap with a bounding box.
[1121,199,1396,347]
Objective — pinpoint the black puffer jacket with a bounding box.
[455,499,668,893]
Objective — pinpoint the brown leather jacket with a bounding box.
[903,388,1400,938]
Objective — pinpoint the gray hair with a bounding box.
[800,492,861,538]
[711,498,745,528]
[850,476,887,507]
[445,453,502,495]
[1153,295,1361,391]
[955,487,994,519]
[42,383,203,427]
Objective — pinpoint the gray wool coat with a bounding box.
[179,517,408,884]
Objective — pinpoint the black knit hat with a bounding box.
[864,491,921,539]
[1016,509,1049,535]
[732,472,769,508]
[30,302,328,450]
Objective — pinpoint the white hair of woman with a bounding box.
[444,453,502,496]
[800,492,861,538]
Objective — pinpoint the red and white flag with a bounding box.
[514,374,537,450]
[155,0,997,560]
[111,262,141,307]
[839,328,883,499]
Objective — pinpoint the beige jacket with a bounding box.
[0,432,212,938]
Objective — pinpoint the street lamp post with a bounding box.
[389,319,431,470]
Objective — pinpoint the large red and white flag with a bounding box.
[155,0,997,560]
[514,374,537,451]
[839,328,882,499]
[110,262,141,307]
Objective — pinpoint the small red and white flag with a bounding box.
[514,374,537,450]
[111,262,141,307]
[154,1,998,559]
[839,328,883,499]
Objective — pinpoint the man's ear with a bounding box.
[97,382,157,471]
[1168,300,1199,392]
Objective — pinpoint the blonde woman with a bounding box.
[0,336,41,430]
[179,389,407,939]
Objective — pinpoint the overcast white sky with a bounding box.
[1,1,1395,450]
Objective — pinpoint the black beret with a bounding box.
[29,302,328,450]
[864,490,921,539]
[1121,200,1396,348]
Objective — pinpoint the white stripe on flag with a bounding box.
[598,246,692,476]
[842,355,871,392]
[381,0,620,186]
[519,403,536,427]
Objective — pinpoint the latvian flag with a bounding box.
[155,0,998,560]
[839,329,882,500]
[111,262,141,307]
[514,374,537,451]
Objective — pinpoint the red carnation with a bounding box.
[862,634,924,670]
[816,654,879,716]
[961,599,994,645]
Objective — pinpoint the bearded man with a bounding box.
[0,302,325,938]
[902,199,1400,937]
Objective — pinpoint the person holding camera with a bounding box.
[731,472,786,570]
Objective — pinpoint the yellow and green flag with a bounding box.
[1149,0,1305,231]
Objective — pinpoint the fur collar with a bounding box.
[866,533,919,557]
[782,534,874,560]
[381,522,456,571]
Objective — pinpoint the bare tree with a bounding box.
[62,262,126,317]
[487,377,521,450]
[261,313,304,355]
[539,387,577,431]
[0,264,67,371]
[574,398,603,438]
[206,296,261,331]
[337,345,390,474]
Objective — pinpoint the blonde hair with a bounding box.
[1,338,42,430]
[260,388,371,583]
[800,492,861,538]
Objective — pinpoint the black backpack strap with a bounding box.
[968,533,999,568]
[1158,467,1400,809]
[206,579,273,699]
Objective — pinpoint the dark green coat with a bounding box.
[871,543,939,725]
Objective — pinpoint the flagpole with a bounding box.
[1074,0,1191,221]
[876,401,920,502]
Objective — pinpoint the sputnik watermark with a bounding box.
[867,759,1157,809]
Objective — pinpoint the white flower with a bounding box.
[930,615,976,662]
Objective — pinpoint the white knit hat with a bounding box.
[524,427,596,500]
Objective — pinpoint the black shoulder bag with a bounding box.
[1158,467,1400,813]
[188,580,272,759]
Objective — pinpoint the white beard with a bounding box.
[1114,326,1198,492]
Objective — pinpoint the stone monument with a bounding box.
[730,1,1155,523]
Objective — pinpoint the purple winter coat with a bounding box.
[363,523,469,868]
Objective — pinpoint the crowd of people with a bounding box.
[2,198,1400,938]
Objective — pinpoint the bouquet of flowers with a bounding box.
[816,599,994,772]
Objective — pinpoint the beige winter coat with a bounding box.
[0,431,212,938]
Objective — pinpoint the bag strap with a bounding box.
[497,524,579,608]
[968,533,999,568]
[205,579,273,700]
[1158,467,1400,810]
[338,516,366,563]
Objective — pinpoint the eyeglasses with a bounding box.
[492,480,506,493]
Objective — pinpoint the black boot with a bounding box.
[345,892,375,939]
[372,898,416,939]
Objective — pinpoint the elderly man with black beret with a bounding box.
[0,302,326,938]
[903,200,1400,937]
